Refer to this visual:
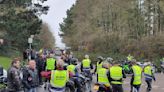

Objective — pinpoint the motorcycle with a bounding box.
[0,68,7,92]
[81,72,92,92]
[93,83,111,92]
[48,79,74,92]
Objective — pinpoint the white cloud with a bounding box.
[40,0,76,48]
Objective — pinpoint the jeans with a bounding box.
[131,85,141,92]
[24,88,37,92]
[146,80,152,92]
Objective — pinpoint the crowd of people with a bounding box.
[0,49,161,92]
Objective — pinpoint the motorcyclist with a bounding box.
[67,58,82,92]
[130,59,142,92]
[144,62,156,92]
[97,61,112,92]
[49,59,69,92]
[94,56,104,74]
[109,61,126,92]
[81,54,93,78]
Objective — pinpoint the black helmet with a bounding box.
[70,58,78,65]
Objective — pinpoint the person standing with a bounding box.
[94,56,104,74]
[35,53,45,85]
[130,59,142,92]
[49,59,69,91]
[109,61,126,92]
[7,58,23,92]
[144,62,156,92]
[160,58,164,74]
[45,53,56,71]
[22,60,39,92]
[81,54,93,73]
[97,61,112,92]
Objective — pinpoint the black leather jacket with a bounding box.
[22,67,39,89]
[7,66,22,91]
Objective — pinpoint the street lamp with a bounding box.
[28,35,34,60]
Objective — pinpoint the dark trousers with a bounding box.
[131,85,141,92]
[112,84,123,92]
[98,86,112,92]
[146,80,152,92]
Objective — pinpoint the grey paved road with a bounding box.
[38,73,164,92]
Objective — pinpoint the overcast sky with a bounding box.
[40,0,76,48]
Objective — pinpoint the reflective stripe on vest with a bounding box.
[82,59,91,68]
[97,62,103,72]
[110,66,123,84]
[144,66,153,79]
[67,64,76,75]
[46,58,55,70]
[50,70,68,88]
[98,68,110,87]
[132,65,142,85]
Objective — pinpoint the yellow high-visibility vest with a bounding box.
[110,66,123,84]
[67,64,76,75]
[82,59,91,68]
[46,58,56,70]
[98,68,110,87]
[50,70,68,88]
[132,65,142,85]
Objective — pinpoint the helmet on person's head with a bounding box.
[70,58,78,65]
[147,62,151,65]
[112,60,119,65]
[85,54,89,59]
[106,57,113,62]
[131,59,137,65]
[97,56,104,61]
[102,61,109,69]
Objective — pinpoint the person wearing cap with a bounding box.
[49,59,69,91]
[130,59,142,92]
[97,61,112,92]
[144,62,156,92]
[94,56,104,74]
[109,61,126,92]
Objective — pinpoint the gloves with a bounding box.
[153,77,156,81]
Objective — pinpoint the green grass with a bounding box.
[0,56,11,69]
[0,56,11,89]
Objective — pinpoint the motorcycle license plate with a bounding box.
[93,85,99,90]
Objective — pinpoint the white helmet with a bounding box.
[102,61,109,69]
[85,54,89,59]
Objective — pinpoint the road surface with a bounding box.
[38,73,164,92]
